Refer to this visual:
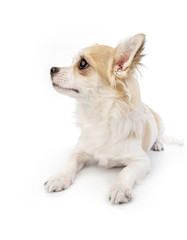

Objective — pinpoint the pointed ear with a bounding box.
[115,34,145,71]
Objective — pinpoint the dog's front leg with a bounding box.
[45,151,89,192]
[109,153,150,204]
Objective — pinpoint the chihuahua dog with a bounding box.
[45,34,166,204]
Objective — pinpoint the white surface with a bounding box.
[0,0,186,239]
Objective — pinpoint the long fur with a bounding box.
[45,34,181,204]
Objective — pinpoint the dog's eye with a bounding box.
[79,59,89,70]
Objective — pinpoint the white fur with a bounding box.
[45,34,164,204]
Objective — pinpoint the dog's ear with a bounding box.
[114,34,145,72]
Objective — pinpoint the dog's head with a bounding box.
[50,34,145,106]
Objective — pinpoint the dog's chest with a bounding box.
[77,112,139,161]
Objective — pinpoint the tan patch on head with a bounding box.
[84,45,115,85]
[72,42,143,106]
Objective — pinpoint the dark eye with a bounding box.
[79,58,89,70]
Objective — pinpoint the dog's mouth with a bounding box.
[52,83,80,93]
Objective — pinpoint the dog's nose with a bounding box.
[50,67,59,75]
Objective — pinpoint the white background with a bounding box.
[0,0,187,239]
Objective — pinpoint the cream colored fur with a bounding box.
[45,34,166,204]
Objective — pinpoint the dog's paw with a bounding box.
[151,141,164,151]
[44,173,73,192]
[109,186,132,204]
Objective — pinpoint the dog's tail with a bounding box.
[163,135,184,146]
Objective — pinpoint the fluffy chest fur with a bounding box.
[75,100,158,166]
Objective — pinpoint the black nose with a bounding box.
[50,67,59,75]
